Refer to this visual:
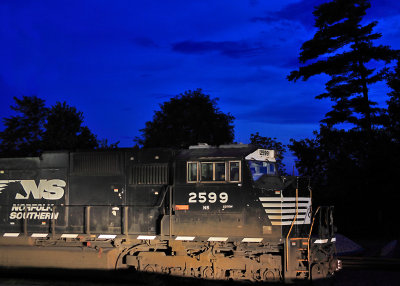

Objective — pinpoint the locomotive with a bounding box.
[0,144,339,282]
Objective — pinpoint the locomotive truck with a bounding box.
[0,144,339,282]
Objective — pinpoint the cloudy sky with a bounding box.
[1,0,400,170]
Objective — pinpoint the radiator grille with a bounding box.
[129,164,169,185]
[71,152,123,175]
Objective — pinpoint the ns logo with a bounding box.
[0,179,66,200]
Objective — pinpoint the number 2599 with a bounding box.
[188,192,228,204]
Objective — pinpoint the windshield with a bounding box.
[247,160,277,181]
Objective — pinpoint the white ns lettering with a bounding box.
[188,192,228,204]
[16,179,66,200]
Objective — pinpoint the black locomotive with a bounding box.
[0,144,339,282]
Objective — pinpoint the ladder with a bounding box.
[286,237,310,280]
[284,181,313,281]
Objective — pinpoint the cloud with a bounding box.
[251,16,276,24]
[253,0,400,30]
[252,0,321,28]
[171,40,268,58]
[374,14,400,43]
[149,93,176,99]
[132,37,158,48]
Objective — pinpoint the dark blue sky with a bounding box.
[1,0,400,171]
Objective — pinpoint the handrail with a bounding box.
[154,185,170,208]
[307,206,321,274]
[285,183,299,271]
[169,185,173,237]
[308,180,312,216]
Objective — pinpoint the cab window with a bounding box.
[229,161,240,182]
[215,163,226,181]
[201,162,214,181]
[187,162,198,182]
[186,161,240,183]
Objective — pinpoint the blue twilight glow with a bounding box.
[1,0,400,172]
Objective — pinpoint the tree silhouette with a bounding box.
[386,60,400,142]
[98,139,120,149]
[287,0,400,237]
[288,0,398,131]
[0,96,48,157]
[136,89,234,148]
[0,96,100,157]
[42,102,98,151]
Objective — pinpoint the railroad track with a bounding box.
[339,256,400,271]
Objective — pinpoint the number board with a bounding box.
[182,190,236,212]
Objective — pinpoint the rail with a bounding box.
[339,256,400,270]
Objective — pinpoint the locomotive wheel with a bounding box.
[114,248,132,270]
[143,264,155,273]
[252,270,261,281]
[202,267,214,279]
[263,270,276,281]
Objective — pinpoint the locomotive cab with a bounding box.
[165,144,338,281]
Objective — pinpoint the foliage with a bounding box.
[136,89,234,148]
[288,0,398,131]
[42,102,98,151]
[289,126,399,236]
[288,0,400,237]
[0,96,100,157]
[0,96,48,157]
[98,139,120,149]
[386,60,400,142]
[289,127,367,195]
[249,132,286,175]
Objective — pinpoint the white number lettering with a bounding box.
[219,192,228,203]
[188,192,197,203]
[198,192,207,203]
[208,192,217,203]
[189,192,229,204]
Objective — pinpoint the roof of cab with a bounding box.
[176,144,257,161]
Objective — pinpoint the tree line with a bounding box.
[288,0,400,237]
[0,90,286,173]
[0,96,122,157]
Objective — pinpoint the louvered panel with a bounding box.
[130,164,169,185]
[71,152,122,176]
